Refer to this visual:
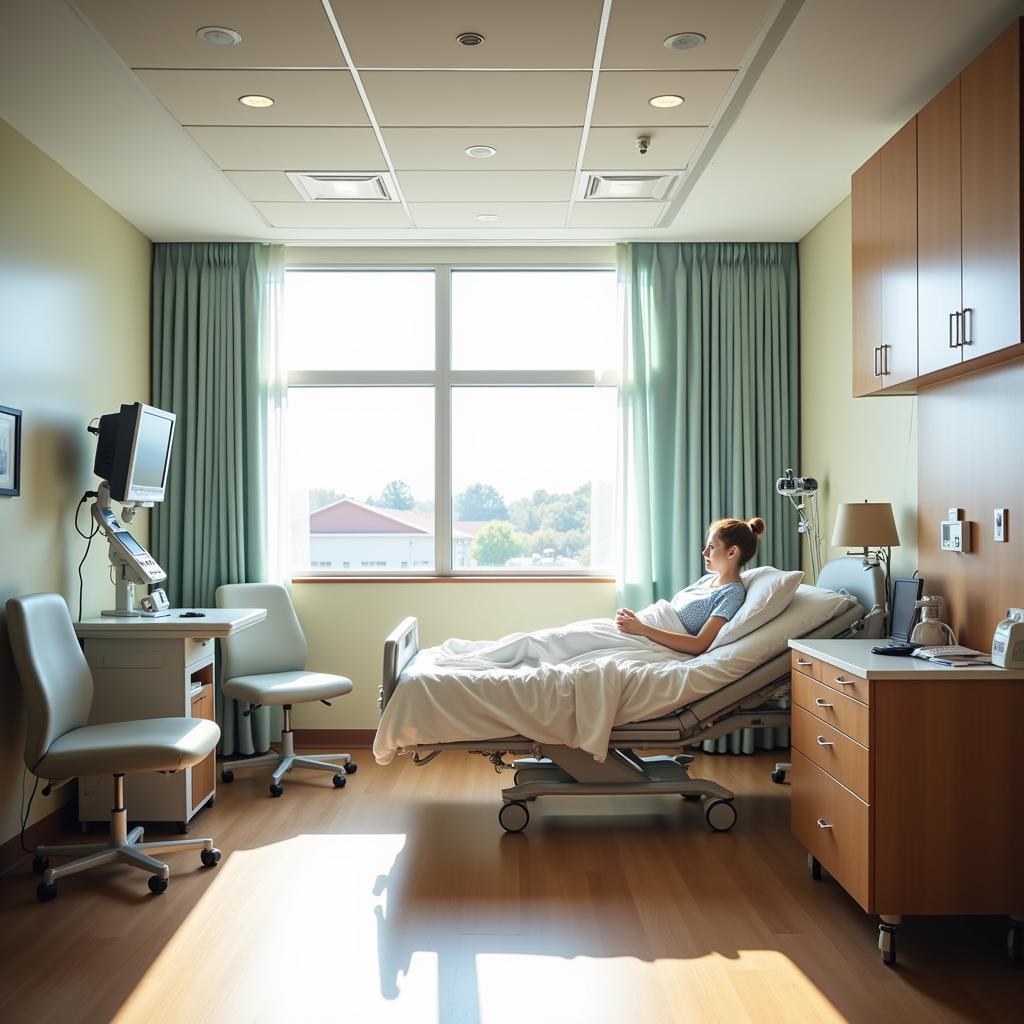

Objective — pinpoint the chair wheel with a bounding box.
[498,801,529,833]
[148,875,168,895]
[343,762,358,774]
[269,783,284,798]
[36,882,57,902]
[704,798,737,832]
[771,769,787,784]
[332,773,347,788]
[201,847,222,868]
[32,855,49,875]
[221,769,234,783]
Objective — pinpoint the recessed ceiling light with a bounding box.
[664,32,706,52]
[196,26,242,46]
[649,94,684,109]
[457,31,485,46]
[239,94,274,108]
[465,145,497,159]
[476,213,500,222]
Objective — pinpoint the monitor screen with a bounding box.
[890,577,924,642]
[93,402,175,503]
[128,408,174,493]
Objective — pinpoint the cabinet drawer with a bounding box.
[792,705,870,801]
[184,637,214,668]
[791,749,870,911]
[792,671,869,747]
[790,650,822,680]
[818,659,870,705]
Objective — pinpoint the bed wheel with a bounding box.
[879,924,897,965]
[771,768,787,784]
[498,801,529,834]
[704,798,737,832]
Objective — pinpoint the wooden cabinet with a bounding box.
[789,639,1024,965]
[851,121,917,396]
[855,18,1024,395]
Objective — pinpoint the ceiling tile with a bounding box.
[78,0,344,69]
[601,0,776,71]
[187,127,386,171]
[584,126,703,170]
[569,201,667,228]
[398,171,574,202]
[136,70,368,127]
[409,203,568,228]
[384,128,582,170]
[254,202,411,228]
[333,0,603,69]
[592,71,735,126]
[225,172,304,202]
[362,71,591,127]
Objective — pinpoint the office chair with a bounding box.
[5,593,222,902]
[215,583,356,797]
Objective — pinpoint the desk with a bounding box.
[74,608,265,829]
[788,638,1024,965]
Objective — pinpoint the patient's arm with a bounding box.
[615,608,727,656]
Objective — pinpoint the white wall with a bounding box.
[0,118,150,845]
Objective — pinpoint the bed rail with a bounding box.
[380,616,419,711]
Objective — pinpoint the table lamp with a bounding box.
[832,501,900,629]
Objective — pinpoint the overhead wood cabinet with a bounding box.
[854,17,1024,395]
[851,120,918,396]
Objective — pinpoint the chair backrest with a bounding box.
[215,583,308,680]
[5,594,94,769]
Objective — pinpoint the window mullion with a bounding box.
[435,265,452,575]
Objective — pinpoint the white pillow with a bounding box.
[707,566,804,651]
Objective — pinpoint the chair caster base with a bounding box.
[201,847,222,867]
[36,882,57,903]
[32,855,49,876]
[343,761,358,774]
[148,875,168,895]
[332,774,347,788]
[269,783,284,798]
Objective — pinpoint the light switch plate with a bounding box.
[994,508,1008,542]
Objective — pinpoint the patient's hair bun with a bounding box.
[748,516,766,537]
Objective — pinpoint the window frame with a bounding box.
[285,257,618,578]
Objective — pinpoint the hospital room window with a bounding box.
[284,265,617,576]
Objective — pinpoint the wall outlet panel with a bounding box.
[994,508,1008,542]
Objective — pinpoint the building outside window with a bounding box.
[284,265,618,576]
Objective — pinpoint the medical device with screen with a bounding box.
[889,577,924,643]
[93,402,175,504]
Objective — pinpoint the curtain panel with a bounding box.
[616,241,800,753]
[151,241,274,755]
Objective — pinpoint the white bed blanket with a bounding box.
[373,586,853,765]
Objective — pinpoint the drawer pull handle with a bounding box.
[834,675,854,686]
[816,735,834,748]
[814,697,833,708]
[796,659,813,667]
[816,818,833,830]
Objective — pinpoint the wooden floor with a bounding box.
[0,750,1018,1024]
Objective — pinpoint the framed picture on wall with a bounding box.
[0,405,22,497]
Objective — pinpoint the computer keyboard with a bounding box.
[912,644,986,659]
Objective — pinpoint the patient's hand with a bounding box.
[615,608,647,637]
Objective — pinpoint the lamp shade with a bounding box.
[832,502,900,547]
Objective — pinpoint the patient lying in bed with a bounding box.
[436,517,764,670]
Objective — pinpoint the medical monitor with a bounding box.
[890,577,924,643]
[93,402,175,503]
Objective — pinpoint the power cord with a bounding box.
[19,766,41,854]
[75,491,99,622]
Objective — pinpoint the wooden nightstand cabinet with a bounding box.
[788,638,1024,965]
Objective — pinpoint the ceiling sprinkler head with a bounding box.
[457,31,485,46]
[636,135,651,156]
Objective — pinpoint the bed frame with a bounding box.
[379,559,885,833]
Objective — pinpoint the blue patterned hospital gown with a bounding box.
[671,575,747,635]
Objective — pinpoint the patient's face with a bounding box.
[702,532,735,575]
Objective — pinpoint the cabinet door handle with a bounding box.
[882,343,890,375]
[796,658,813,667]
[834,675,854,686]
[816,818,834,829]
[949,311,957,348]
[873,346,882,377]
[816,735,835,747]
[962,307,973,346]
[815,697,834,708]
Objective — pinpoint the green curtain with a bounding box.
[151,242,274,756]
[617,241,799,753]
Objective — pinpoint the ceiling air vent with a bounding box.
[287,171,398,202]
[579,172,680,201]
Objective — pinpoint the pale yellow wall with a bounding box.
[292,580,616,730]
[0,119,151,845]
[798,196,918,580]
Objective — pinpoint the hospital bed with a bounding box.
[378,559,884,833]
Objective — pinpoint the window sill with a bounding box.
[291,575,615,584]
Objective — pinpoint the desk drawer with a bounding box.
[818,659,870,705]
[792,672,869,748]
[792,705,870,801]
[791,749,870,911]
[790,650,822,680]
